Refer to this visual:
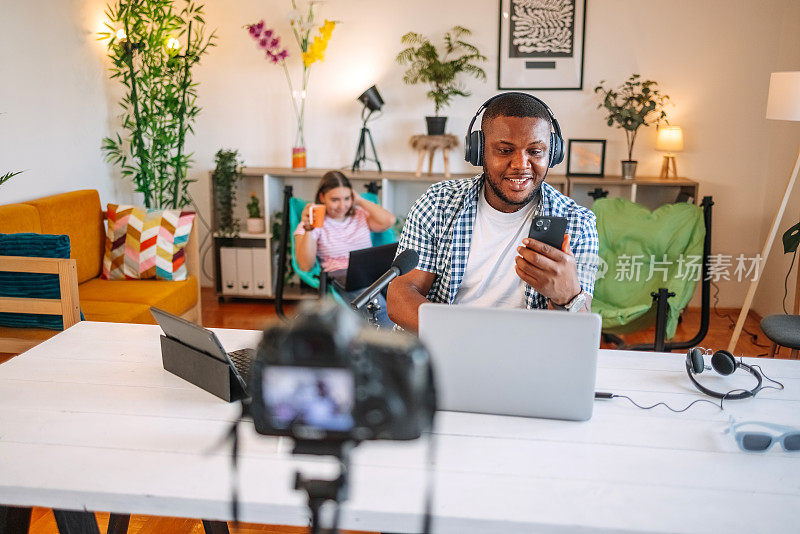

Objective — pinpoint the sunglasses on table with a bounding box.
[725,418,800,453]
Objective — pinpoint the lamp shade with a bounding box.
[766,71,800,121]
[357,85,384,112]
[656,126,684,152]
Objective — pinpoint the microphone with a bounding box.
[351,249,419,310]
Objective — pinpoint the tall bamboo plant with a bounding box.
[100,0,216,208]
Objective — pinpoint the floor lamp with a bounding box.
[728,71,800,353]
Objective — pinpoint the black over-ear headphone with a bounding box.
[464,92,565,168]
[685,347,763,400]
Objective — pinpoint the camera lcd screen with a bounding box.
[263,366,355,432]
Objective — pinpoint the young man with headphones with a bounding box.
[387,92,599,332]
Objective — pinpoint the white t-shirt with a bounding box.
[453,188,539,308]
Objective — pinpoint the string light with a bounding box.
[166,37,181,51]
[116,28,126,40]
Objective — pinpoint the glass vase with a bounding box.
[292,92,307,171]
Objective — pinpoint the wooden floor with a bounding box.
[22,508,336,534]
[202,288,776,357]
[3,288,791,533]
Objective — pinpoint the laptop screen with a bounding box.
[344,242,399,291]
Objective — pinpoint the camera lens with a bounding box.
[536,220,543,227]
[366,408,387,426]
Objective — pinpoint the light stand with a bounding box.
[352,85,384,173]
[352,106,382,173]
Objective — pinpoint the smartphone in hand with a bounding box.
[528,216,568,250]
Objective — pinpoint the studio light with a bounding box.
[358,85,384,112]
[352,85,384,173]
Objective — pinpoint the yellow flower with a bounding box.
[301,21,335,67]
[319,20,335,41]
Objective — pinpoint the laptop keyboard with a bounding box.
[228,348,255,383]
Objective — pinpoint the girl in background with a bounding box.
[294,170,396,327]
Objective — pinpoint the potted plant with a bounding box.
[396,26,487,135]
[100,0,216,208]
[246,193,266,234]
[211,149,243,237]
[595,74,670,179]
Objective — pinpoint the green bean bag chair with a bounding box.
[591,198,705,338]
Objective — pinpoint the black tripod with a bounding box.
[351,107,382,173]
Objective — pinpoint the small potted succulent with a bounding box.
[396,26,486,135]
[595,74,670,179]
[246,192,266,234]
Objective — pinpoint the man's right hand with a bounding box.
[386,268,436,333]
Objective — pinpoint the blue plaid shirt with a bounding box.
[396,174,599,308]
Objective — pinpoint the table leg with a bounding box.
[106,514,129,534]
[0,506,32,534]
[443,149,450,178]
[52,510,100,534]
[202,520,230,534]
[427,149,435,176]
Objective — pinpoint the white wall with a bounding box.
[753,0,800,318]
[2,0,799,314]
[0,0,129,205]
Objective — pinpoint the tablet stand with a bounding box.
[160,335,245,402]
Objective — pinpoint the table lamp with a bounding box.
[656,126,683,178]
[729,71,800,352]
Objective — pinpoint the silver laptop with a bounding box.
[418,304,601,421]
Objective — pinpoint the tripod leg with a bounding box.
[364,128,382,172]
[352,128,367,172]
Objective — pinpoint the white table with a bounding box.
[0,321,798,533]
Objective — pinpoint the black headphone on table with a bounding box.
[464,92,565,168]
[685,347,763,400]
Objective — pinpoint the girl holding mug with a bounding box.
[294,171,396,326]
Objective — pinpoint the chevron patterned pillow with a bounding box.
[102,204,195,281]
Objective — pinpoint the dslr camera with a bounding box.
[249,300,436,443]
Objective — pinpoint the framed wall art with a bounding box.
[566,139,606,177]
[497,0,587,90]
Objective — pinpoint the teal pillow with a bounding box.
[0,233,82,330]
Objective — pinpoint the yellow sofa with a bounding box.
[0,190,201,353]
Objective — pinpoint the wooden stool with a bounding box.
[410,134,459,178]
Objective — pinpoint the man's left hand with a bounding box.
[515,234,582,306]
